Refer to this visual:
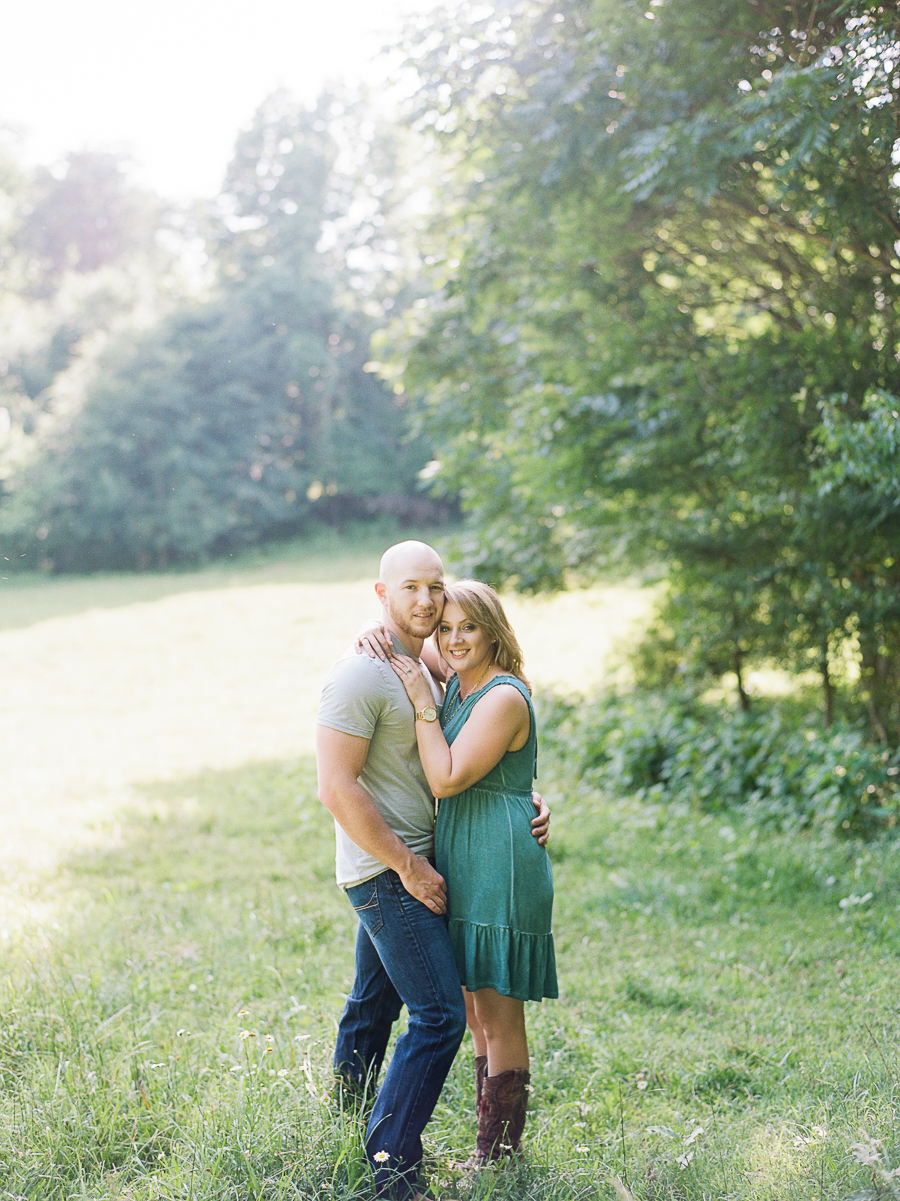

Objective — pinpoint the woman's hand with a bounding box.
[390,655,436,710]
[354,620,393,661]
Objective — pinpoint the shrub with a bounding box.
[536,690,900,837]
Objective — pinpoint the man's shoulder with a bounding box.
[318,650,399,738]
[329,648,391,681]
[322,649,395,700]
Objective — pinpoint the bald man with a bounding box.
[316,542,547,1200]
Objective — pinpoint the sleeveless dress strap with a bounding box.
[446,674,537,780]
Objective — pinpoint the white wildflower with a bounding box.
[850,1136,883,1168]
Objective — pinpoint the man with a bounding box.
[316,540,549,1200]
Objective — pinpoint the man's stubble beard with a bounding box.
[384,598,441,644]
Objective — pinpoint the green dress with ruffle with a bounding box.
[435,674,558,1003]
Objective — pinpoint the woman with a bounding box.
[389,580,557,1166]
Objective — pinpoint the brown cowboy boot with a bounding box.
[475,1068,530,1165]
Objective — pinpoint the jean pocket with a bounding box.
[348,880,384,937]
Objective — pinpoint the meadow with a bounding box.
[0,531,898,1200]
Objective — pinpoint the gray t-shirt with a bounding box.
[316,636,443,888]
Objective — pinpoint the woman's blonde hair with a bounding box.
[438,579,531,692]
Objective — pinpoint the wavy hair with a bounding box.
[438,579,531,692]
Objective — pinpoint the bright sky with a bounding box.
[0,0,441,202]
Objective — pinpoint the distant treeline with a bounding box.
[0,92,449,573]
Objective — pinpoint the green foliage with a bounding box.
[398,0,900,740]
[0,149,182,510]
[537,689,900,836]
[0,95,430,571]
[3,274,408,572]
[13,151,168,296]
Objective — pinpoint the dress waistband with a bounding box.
[443,784,532,799]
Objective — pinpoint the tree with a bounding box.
[0,148,181,516]
[1,94,428,571]
[397,0,900,737]
[13,151,168,297]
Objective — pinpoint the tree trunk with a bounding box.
[821,641,834,728]
[733,648,751,714]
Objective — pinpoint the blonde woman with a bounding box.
[389,580,557,1166]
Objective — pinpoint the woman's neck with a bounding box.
[457,660,497,700]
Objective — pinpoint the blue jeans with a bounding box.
[335,867,467,1198]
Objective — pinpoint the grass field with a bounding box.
[0,531,650,889]
[1,531,898,1200]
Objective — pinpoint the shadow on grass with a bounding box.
[2,755,355,1036]
[45,755,352,981]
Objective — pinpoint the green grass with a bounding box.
[0,528,651,886]
[0,525,394,631]
[1,757,899,1199]
[1,532,897,1198]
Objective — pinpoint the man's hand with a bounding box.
[398,855,448,915]
[531,791,551,846]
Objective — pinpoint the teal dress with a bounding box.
[435,674,558,1003]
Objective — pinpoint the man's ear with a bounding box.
[374,582,387,605]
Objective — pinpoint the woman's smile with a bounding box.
[438,601,495,680]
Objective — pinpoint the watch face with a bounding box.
[419,707,437,722]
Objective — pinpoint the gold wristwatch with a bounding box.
[415,706,438,722]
